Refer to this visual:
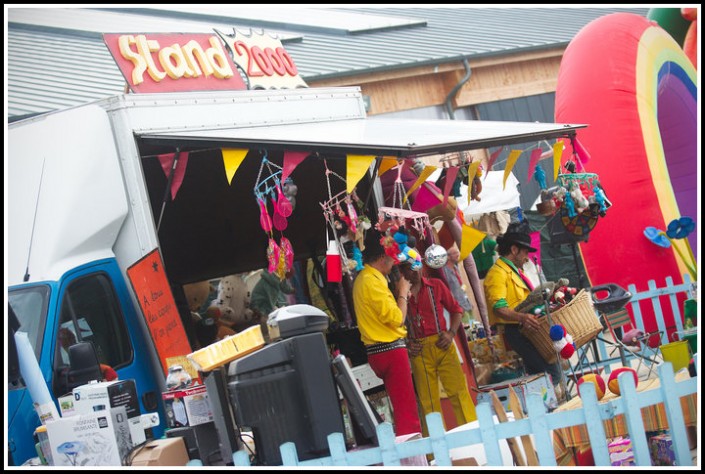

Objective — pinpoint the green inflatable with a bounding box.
[647,7,690,45]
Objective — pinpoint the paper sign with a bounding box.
[127,249,192,374]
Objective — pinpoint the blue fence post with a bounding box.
[656,362,692,466]
[376,422,401,466]
[327,432,350,466]
[280,442,300,466]
[476,400,503,465]
[616,372,650,466]
[525,393,556,466]
[232,449,251,466]
[426,412,451,466]
[577,381,610,465]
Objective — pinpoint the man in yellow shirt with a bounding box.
[483,225,562,387]
[352,228,421,436]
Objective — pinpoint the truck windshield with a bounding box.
[8,285,50,359]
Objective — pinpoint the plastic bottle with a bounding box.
[326,241,342,283]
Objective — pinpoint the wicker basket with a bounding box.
[519,289,602,364]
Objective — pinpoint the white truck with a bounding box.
[7,86,583,465]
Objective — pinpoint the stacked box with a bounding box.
[649,433,676,466]
[46,406,132,466]
[162,384,213,428]
[608,437,635,466]
[70,380,144,444]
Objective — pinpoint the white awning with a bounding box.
[139,117,586,158]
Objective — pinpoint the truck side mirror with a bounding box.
[65,341,103,392]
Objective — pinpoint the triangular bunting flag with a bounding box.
[281,151,309,183]
[573,137,591,165]
[347,155,377,193]
[502,150,522,190]
[158,151,190,200]
[553,141,564,181]
[377,157,399,177]
[459,223,486,261]
[486,146,504,176]
[404,165,437,203]
[526,148,542,183]
[221,148,249,185]
[466,161,482,205]
[442,166,459,207]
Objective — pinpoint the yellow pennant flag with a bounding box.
[347,155,377,193]
[553,141,564,181]
[404,165,437,203]
[222,148,249,185]
[466,161,482,205]
[459,222,486,261]
[377,157,399,177]
[503,150,522,190]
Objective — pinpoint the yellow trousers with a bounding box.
[410,334,477,436]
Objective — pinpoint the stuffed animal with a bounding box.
[207,274,255,340]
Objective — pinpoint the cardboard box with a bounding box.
[162,384,213,428]
[130,438,189,466]
[476,373,557,414]
[46,406,132,466]
[71,379,144,444]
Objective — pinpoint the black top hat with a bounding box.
[498,231,537,252]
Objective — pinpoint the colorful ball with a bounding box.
[607,367,638,395]
[577,373,606,400]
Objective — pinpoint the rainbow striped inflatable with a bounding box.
[555,13,697,333]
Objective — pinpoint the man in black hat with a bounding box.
[483,223,563,389]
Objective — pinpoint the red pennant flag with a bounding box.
[573,137,591,165]
[282,151,309,183]
[157,151,190,200]
[526,148,543,183]
[442,166,459,206]
[486,146,504,176]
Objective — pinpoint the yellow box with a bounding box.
[187,325,265,372]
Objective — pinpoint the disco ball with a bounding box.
[424,244,448,269]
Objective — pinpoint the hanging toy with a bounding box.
[549,324,575,359]
[393,227,422,271]
[563,192,576,218]
[533,164,547,190]
[266,238,280,274]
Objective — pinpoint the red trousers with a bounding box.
[367,347,421,436]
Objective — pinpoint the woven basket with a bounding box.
[520,289,602,364]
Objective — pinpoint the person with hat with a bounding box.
[352,228,422,436]
[399,254,477,437]
[483,223,563,388]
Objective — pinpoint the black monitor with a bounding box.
[332,355,379,446]
[227,332,345,466]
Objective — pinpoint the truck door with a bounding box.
[51,259,166,431]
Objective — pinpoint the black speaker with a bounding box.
[166,422,223,465]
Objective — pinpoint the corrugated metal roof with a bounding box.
[6,6,649,119]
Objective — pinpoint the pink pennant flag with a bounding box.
[442,166,459,206]
[282,151,310,183]
[486,146,504,176]
[573,137,591,165]
[158,151,190,200]
[526,148,543,183]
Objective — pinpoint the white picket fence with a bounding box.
[590,274,695,375]
[222,359,696,467]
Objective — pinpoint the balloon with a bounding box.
[555,13,697,337]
